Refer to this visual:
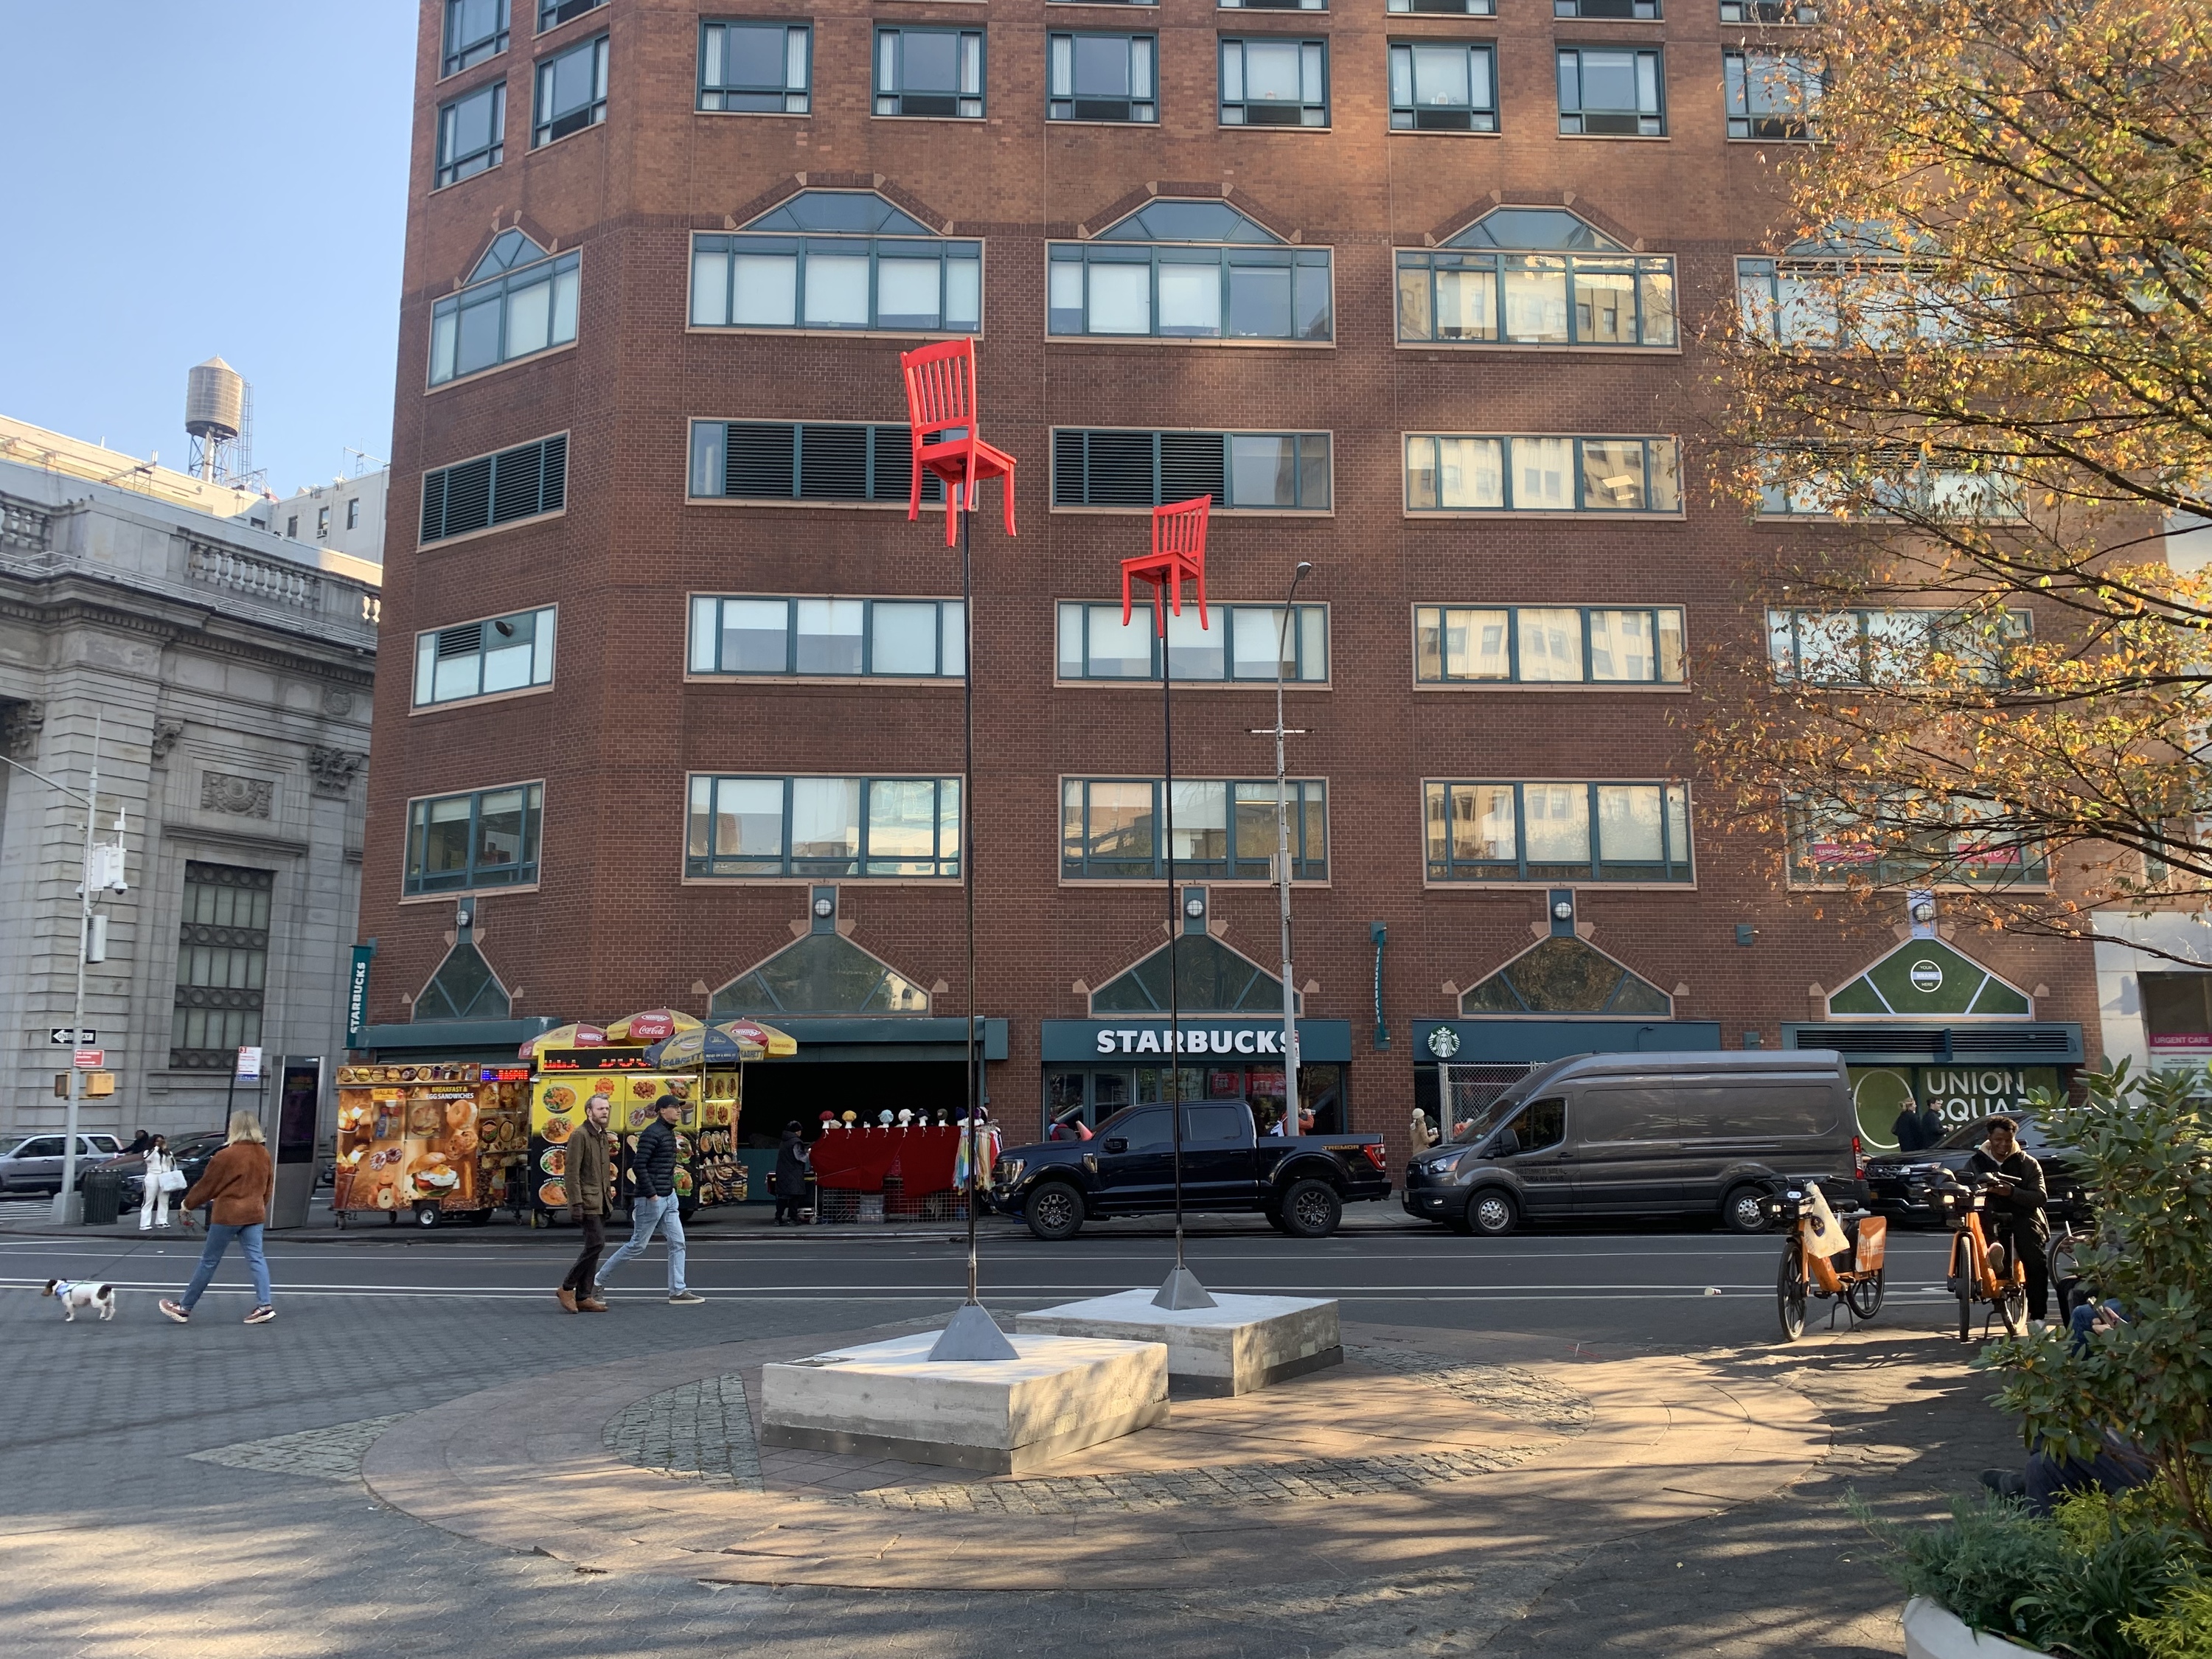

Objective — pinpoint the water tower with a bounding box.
[184,357,251,485]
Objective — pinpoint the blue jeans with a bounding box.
[599,1194,685,1294]
[181,1223,271,1310]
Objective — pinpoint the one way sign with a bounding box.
[49,1028,97,1046]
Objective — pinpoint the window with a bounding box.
[1048,201,1329,341]
[1054,429,1330,510]
[404,783,544,894]
[1396,207,1674,347]
[1049,33,1156,122]
[533,32,608,145]
[1425,781,1692,883]
[1789,797,2047,888]
[687,775,962,878]
[285,515,299,539]
[1389,43,1496,131]
[1416,605,1685,684]
[1057,601,1327,682]
[689,421,946,505]
[700,21,810,113]
[1062,779,1328,880]
[1405,434,1681,513]
[1219,38,1328,126]
[687,596,964,678]
[1766,608,2025,687]
[539,0,604,29]
[316,507,330,540]
[414,607,557,708]
[1736,233,1962,349]
[1722,0,1816,17]
[1389,0,1494,12]
[1557,0,1657,13]
[691,193,981,335]
[420,433,567,542]
[1557,46,1663,135]
[875,28,984,119]
[1222,0,1326,10]
[1725,49,1821,139]
[444,0,509,76]
[346,497,361,529]
[428,232,580,386]
[170,863,272,1069]
[436,80,505,187]
[1755,448,2023,521]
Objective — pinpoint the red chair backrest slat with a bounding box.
[901,338,978,442]
[1153,495,1209,563]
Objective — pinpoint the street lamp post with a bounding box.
[1254,563,1313,1136]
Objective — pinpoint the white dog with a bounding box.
[44,1279,118,1322]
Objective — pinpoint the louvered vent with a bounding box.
[725,425,798,498]
[799,425,870,500]
[1158,433,1227,506]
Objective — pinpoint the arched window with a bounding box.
[709,932,931,1015]
[1397,206,1674,348]
[1050,198,1332,342]
[411,942,512,1023]
[429,230,580,386]
[1458,936,1671,1016]
[1088,935,1298,1015]
[689,191,981,335]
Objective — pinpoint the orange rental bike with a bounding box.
[1935,1172,2029,1341]
[1765,1180,1888,1341]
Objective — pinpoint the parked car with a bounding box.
[1402,1050,1865,1237]
[119,1130,229,1207]
[1863,1112,2093,1228]
[992,1099,1391,1239]
[0,1133,125,1197]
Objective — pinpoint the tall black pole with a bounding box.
[961,490,979,1305]
[1162,596,1184,1274]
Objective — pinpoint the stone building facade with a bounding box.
[0,445,377,1141]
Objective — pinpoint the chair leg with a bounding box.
[908,459,922,525]
[1001,464,1018,540]
[1194,559,1208,630]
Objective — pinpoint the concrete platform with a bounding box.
[1016,1290,1341,1397]
[758,1329,1169,1475]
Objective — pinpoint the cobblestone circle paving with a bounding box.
[1347,1345,1596,1432]
[829,1441,1561,1514]
[602,1373,763,1492]
[185,1414,408,1484]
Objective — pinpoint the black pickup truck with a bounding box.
[991,1099,1391,1239]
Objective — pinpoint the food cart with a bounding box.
[330,1060,532,1228]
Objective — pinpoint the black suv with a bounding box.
[1863,1112,2093,1228]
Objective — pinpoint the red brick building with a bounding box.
[358,0,2098,1165]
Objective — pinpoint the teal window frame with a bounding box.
[538,0,605,30]
[687,420,947,505]
[686,774,964,880]
[1395,248,1675,346]
[1415,605,1686,685]
[1556,0,1657,15]
[1765,607,2028,688]
[1721,0,1816,17]
[1048,31,1158,123]
[687,595,967,678]
[1557,46,1664,135]
[1219,37,1329,125]
[1057,600,1328,683]
[689,230,981,334]
[419,432,567,542]
[532,32,608,146]
[1404,434,1682,513]
[1388,0,1494,12]
[414,606,557,708]
[428,246,579,386]
[1051,428,1331,510]
[1061,778,1329,881]
[699,20,812,112]
[404,782,544,895]
[1724,49,1823,140]
[444,0,509,76]
[436,81,506,187]
[874,27,986,119]
[1389,41,1498,131]
[1425,780,1693,883]
[1048,243,1331,340]
[1788,798,2048,889]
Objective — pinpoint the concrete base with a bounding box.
[759,1330,1169,1475]
[1017,1290,1342,1397]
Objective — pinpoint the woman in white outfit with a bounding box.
[139,1135,175,1229]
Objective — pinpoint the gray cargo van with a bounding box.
[1402,1050,1860,1236]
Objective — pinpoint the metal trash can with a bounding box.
[80,1166,123,1226]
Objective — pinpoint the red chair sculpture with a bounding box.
[1121,495,1211,634]
[899,338,1018,548]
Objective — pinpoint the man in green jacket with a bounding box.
[557,1093,614,1312]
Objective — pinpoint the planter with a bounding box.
[1903,1597,2048,1659]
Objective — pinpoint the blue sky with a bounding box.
[0,5,415,499]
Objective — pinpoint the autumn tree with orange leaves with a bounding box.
[1703,0,2212,956]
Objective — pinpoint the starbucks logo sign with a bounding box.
[1908,959,1944,994]
[1427,1026,1461,1059]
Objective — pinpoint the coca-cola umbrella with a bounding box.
[643,1020,798,1068]
[602,1007,703,1045]
[517,1022,608,1059]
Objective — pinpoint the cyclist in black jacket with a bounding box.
[597,1097,701,1304]
[1967,1116,2050,1324]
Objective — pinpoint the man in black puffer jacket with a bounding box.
[596,1097,702,1304]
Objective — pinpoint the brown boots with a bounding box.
[556,1287,578,1313]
